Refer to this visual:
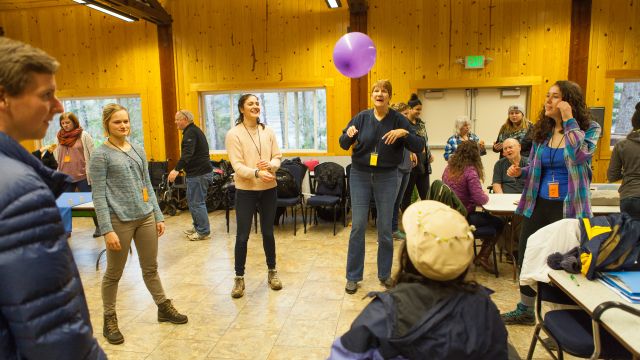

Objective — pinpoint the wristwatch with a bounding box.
[255,169,259,178]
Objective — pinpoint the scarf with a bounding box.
[57,127,83,147]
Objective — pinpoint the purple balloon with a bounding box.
[333,32,377,78]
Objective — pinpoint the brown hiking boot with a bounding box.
[474,238,498,275]
[103,313,124,345]
[157,299,188,324]
[268,269,283,290]
[231,276,245,298]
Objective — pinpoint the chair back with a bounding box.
[281,162,307,194]
[313,162,345,197]
[428,179,468,217]
[148,161,168,190]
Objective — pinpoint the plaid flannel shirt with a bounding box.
[444,133,480,160]
[515,118,601,218]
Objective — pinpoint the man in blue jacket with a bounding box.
[0,37,105,359]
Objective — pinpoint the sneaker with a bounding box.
[103,313,124,345]
[380,278,394,289]
[268,269,283,290]
[392,230,406,240]
[157,299,188,324]
[187,232,211,241]
[231,276,245,298]
[501,303,535,325]
[345,280,358,294]
[183,227,197,236]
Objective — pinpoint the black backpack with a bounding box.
[276,167,299,198]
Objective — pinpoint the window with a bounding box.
[42,96,144,149]
[611,81,640,147]
[201,88,328,152]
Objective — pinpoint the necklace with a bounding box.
[242,122,262,159]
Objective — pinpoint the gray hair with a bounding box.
[0,37,59,96]
[454,115,472,134]
[503,138,521,147]
[178,109,195,123]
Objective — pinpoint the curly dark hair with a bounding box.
[392,242,479,293]
[531,80,592,143]
[447,140,484,182]
[632,101,640,131]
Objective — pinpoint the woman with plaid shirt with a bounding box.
[500,81,601,325]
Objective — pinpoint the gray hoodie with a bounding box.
[608,130,640,199]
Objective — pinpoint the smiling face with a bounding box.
[502,139,521,161]
[107,110,131,140]
[174,111,190,130]
[370,86,391,109]
[545,85,563,119]
[240,95,260,121]
[409,104,422,120]
[0,72,63,142]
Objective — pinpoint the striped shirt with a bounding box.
[515,118,601,218]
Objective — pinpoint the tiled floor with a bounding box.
[68,209,565,359]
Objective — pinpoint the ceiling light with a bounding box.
[73,1,138,22]
[325,0,342,8]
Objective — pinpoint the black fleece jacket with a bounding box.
[175,122,213,177]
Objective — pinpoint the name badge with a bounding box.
[548,182,559,198]
[369,152,378,167]
[64,155,71,163]
[142,187,149,202]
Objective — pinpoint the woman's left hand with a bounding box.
[256,160,272,172]
[558,101,574,121]
[382,129,408,144]
[156,222,165,237]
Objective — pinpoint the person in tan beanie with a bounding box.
[329,200,507,359]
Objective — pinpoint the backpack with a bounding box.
[579,213,640,280]
[276,167,299,198]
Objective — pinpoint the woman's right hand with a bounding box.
[257,170,275,183]
[104,232,122,251]
[506,163,522,177]
[493,142,503,151]
[346,126,358,138]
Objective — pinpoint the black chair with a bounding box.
[148,161,168,197]
[526,282,633,360]
[276,162,308,235]
[305,162,345,236]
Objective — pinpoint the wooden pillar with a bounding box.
[568,0,592,94]
[157,24,179,168]
[349,2,368,117]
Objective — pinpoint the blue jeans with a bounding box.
[392,171,410,232]
[186,172,213,235]
[346,167,398,282]
[621,197,640,219]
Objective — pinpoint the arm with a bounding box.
[328,299,387,360]
[174,127,196,172]
[607,144,623,182]
[225,130,257,179]
[492,161,504,194]
[444,136,455,160]
[339,117,359,150]
[397,117,425,154]
[467,169,489,206]
[0,177,105,359]
[268,128,282,171]
[563,118,600,165]
[141,147,164,223]
[82,131,94,184]
[89,151,114,234]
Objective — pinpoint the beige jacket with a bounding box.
[225,124,282,191]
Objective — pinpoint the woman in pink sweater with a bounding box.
[442,141,503,274]
[225,94,283,299]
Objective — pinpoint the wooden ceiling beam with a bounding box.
[87,0,171,25]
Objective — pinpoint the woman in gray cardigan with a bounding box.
[90,103,187,345]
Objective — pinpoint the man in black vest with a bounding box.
[168,110,213,240]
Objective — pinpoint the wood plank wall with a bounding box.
[586,0,640,182]
[0,4,166,159]
[367,0,572,116]
[166,0,352,156]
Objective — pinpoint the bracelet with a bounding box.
[255,169,259,178]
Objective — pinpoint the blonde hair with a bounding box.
[102,103,129,136]
[0,37,59,96]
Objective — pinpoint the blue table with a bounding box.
[56,192,93,233]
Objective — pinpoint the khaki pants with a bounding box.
[102,213,166,315]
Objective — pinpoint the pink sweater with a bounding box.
[442,165,488,214]
[225,124,282,191]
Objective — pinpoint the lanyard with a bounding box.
[242,123,262,159]
[548,134,565,181]
[108,138,146,185]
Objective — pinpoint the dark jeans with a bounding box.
[392,171,410,232]
[518,197,564,298]
[621,197,640,219]
[468,211,504,235]
[401,170,429,212]
[186,172,214,235]
[234,187,277,276]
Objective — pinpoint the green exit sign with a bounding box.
[465,55,485,69]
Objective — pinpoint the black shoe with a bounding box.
[103,313,124,345]
[345,280,358,294]
[157,299,188,324]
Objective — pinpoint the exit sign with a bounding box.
[465,55,485,69]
